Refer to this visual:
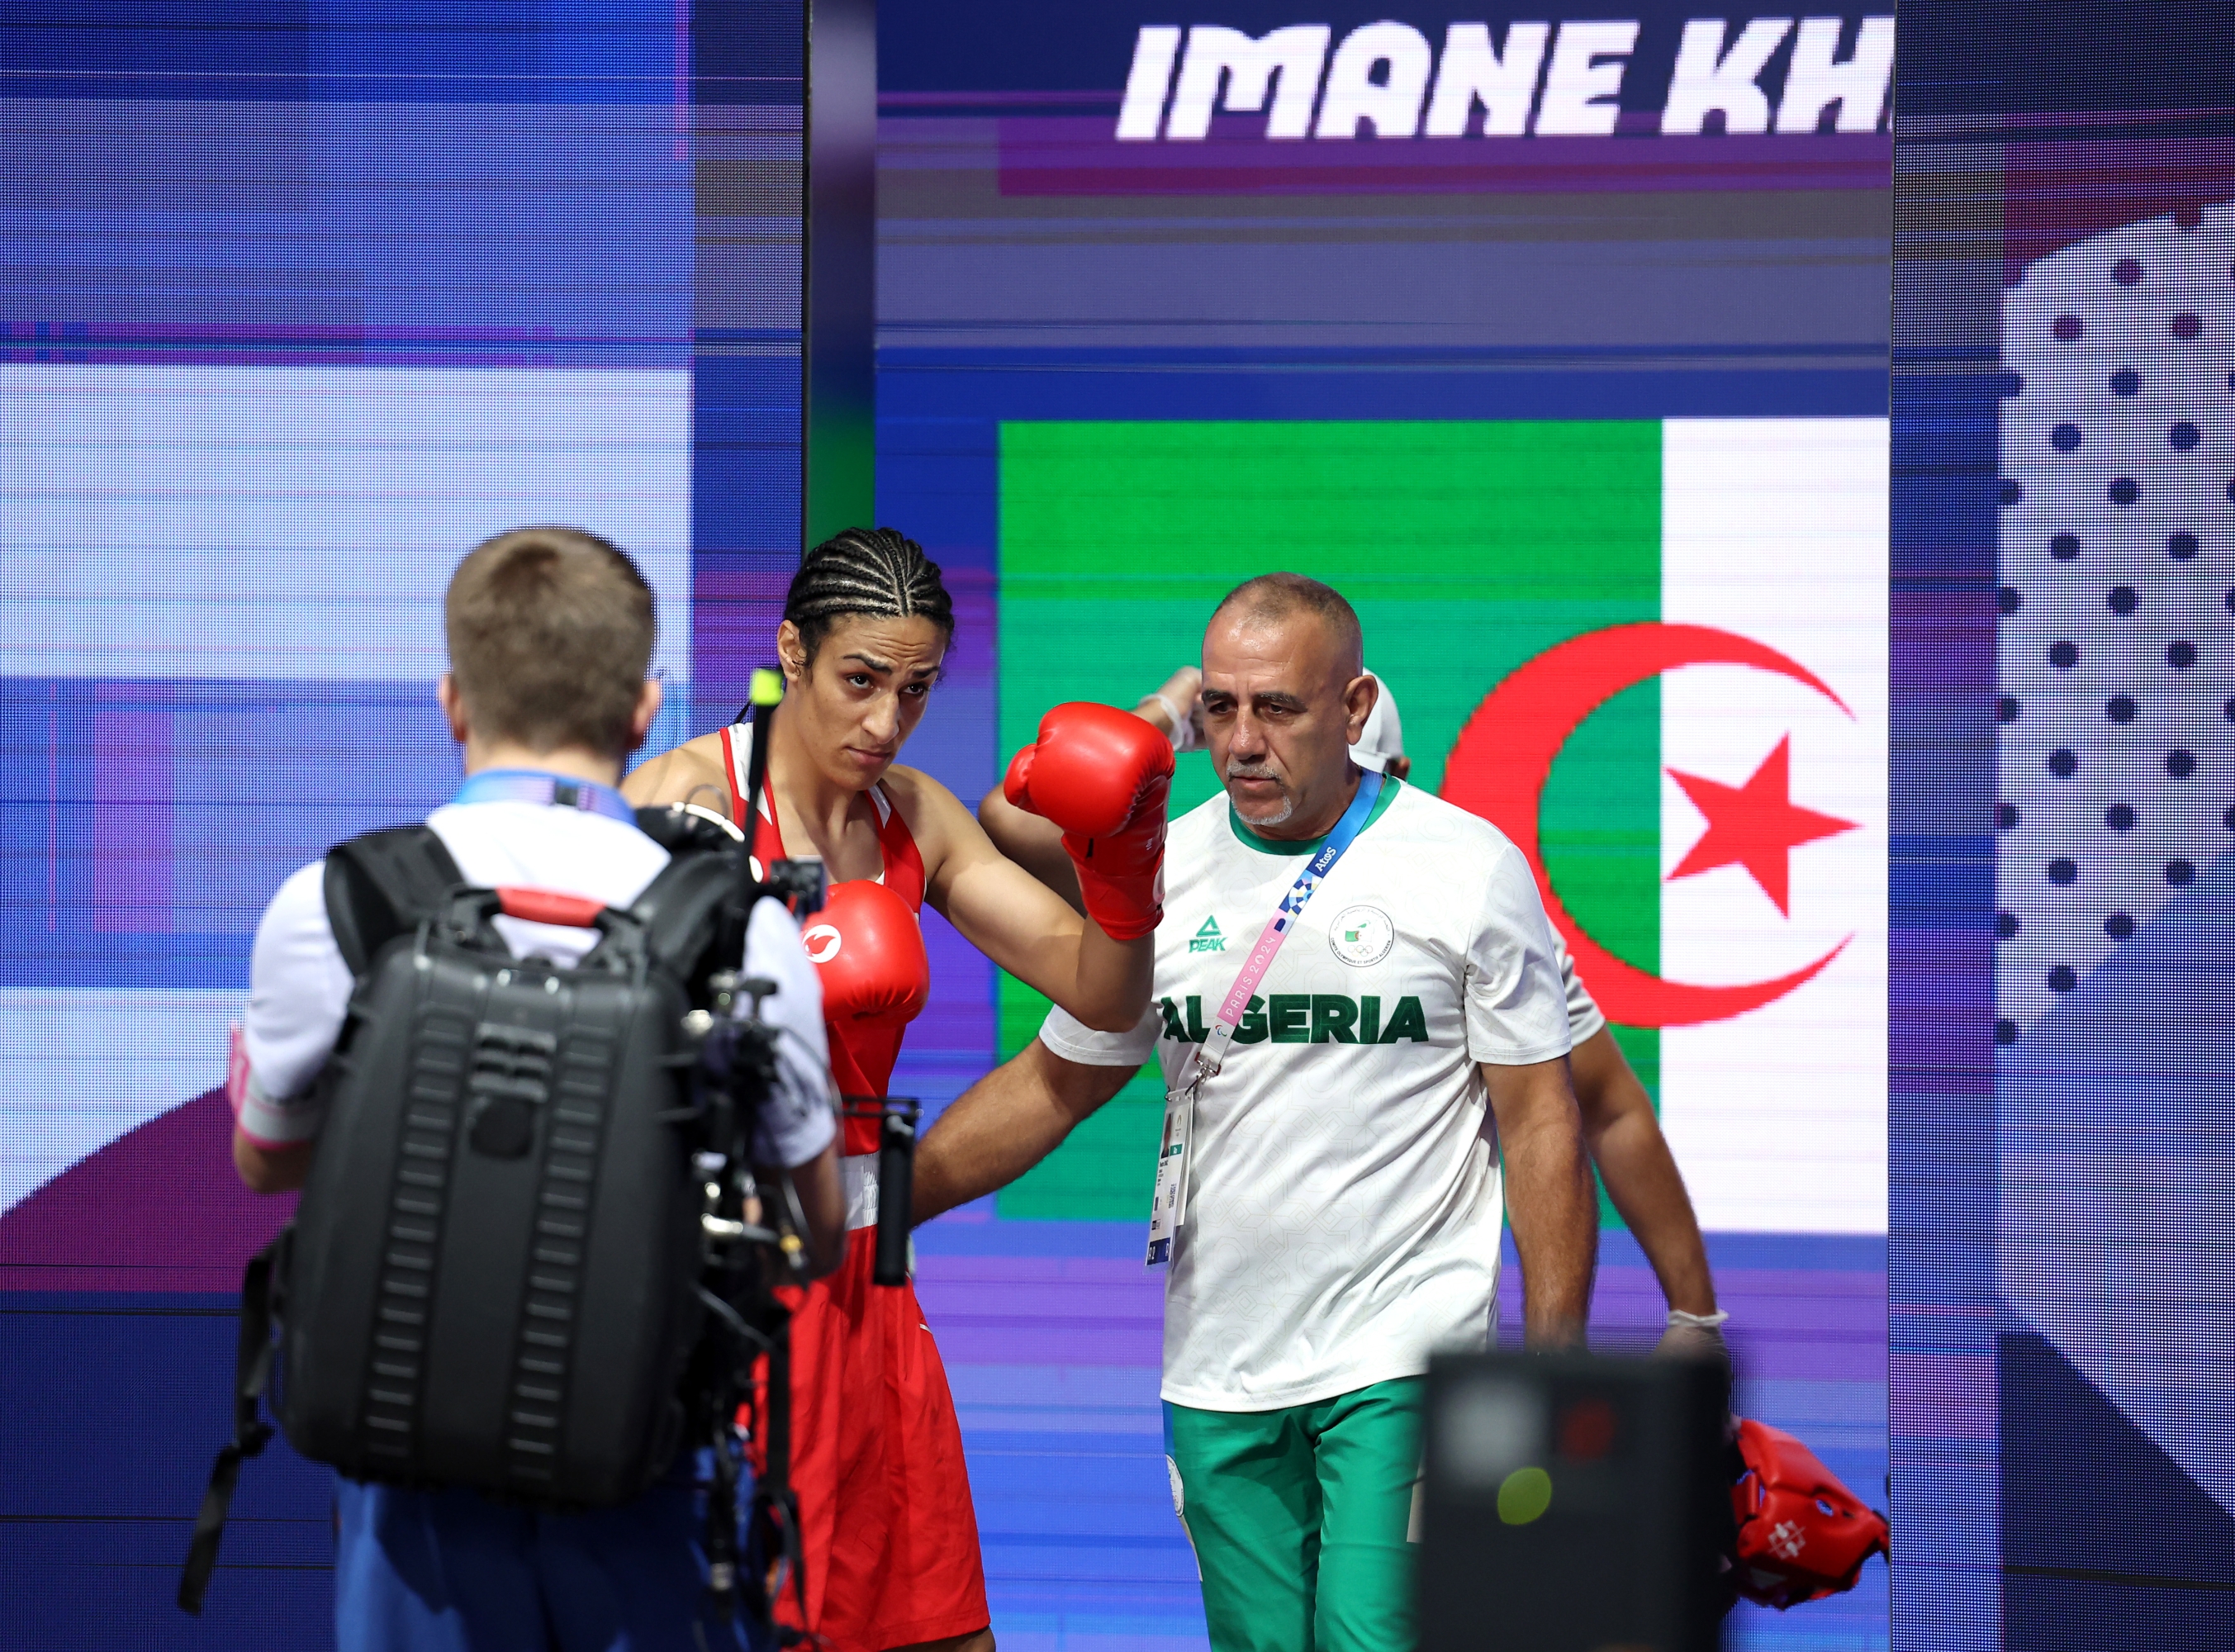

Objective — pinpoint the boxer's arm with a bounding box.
[891,770,1154,1034]
[1571,1027,1717,1319]
[913,1040,1137,1222]
[1484,1055,1597,1349]
[736,895,846,1277]
[765,1140,845,1280]
[622,731,733,813]
[977,786,1082,914]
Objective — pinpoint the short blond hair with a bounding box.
[444,527,655,756]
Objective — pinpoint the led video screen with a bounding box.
[876,4,1892,1645]
[0,2,1899,1648]
[0,5,770,1644]
[1887,4,2235,1645]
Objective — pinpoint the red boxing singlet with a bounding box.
[722,724,928,1146]
[716,724,989,1652]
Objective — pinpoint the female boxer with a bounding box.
[625,528,1170,1652]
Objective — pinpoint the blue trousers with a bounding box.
[334,1471,763,1652]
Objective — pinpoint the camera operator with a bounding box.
[227,526,843,1650]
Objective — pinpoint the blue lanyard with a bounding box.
[1275,767,1383,925]
[450,768,637,825]
[1201,767,1383,1075]
[1148,767,1386,1267]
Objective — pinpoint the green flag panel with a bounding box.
[995,420,1663,1221]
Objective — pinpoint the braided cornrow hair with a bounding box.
[781,526,956,668]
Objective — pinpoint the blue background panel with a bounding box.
[0,1,1932,1647]
[1888,4,2235,1647]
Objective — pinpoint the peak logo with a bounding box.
[1115,16,1892,142]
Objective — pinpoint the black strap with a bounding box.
[628,848,739,982]
[697,1294,812,1639]
[633,804,745,859]
[324,825,466,977]
[755,1311,815,1635]
[873,1100,920,1288]
[178,1241,282,1615]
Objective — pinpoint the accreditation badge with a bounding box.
[1145,1080,1195,1267]
[1141,768,1383,1269]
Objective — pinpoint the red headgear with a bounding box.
[1729,1417,1889,1609]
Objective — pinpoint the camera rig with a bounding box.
[652,667,921,1635]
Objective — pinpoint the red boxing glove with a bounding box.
[800,880,930,1028]
[1003,701,1174,941]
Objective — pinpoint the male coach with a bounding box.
[982,664,1729,1365]
[915,574,1599,1652]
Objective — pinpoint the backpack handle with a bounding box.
[495,886,610,929]
[435,885,651,971]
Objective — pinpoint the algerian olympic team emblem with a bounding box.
[802,924,842,964]
[1328,904,1395,966]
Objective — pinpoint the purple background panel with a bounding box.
[0,1092,291,1294]
[912,1221,1887,1651]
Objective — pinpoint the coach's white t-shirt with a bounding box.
[1042,776,1572,1412]
[238,789,836,1170]
[1554,933,1607,1044]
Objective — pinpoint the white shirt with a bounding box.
[1042,776,1573,1411]
[238,795,836,1170]
[1554,932,1608,1044]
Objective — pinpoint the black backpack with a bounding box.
[179,813,752,1611]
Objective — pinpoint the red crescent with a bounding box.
[1442,623,1853,1029]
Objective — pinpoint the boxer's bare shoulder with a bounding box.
[877,764,980,872]
[623,732,733,814]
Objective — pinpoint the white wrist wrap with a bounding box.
[1667,1308,1730,1329]
[1144,692,1197,752]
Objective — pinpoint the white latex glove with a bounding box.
[1136,667,1204,752]
[1654,1308,1732,1372]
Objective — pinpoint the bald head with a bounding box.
[1210,573,1364,681]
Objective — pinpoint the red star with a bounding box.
[1665,736,1858,917]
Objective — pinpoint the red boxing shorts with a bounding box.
[756,1227,989,1652]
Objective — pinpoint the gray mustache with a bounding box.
[1226,766,1283,781]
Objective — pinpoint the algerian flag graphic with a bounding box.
[995,418,1887,1235]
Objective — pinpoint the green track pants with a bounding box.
[1165,1377,1423,1652]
